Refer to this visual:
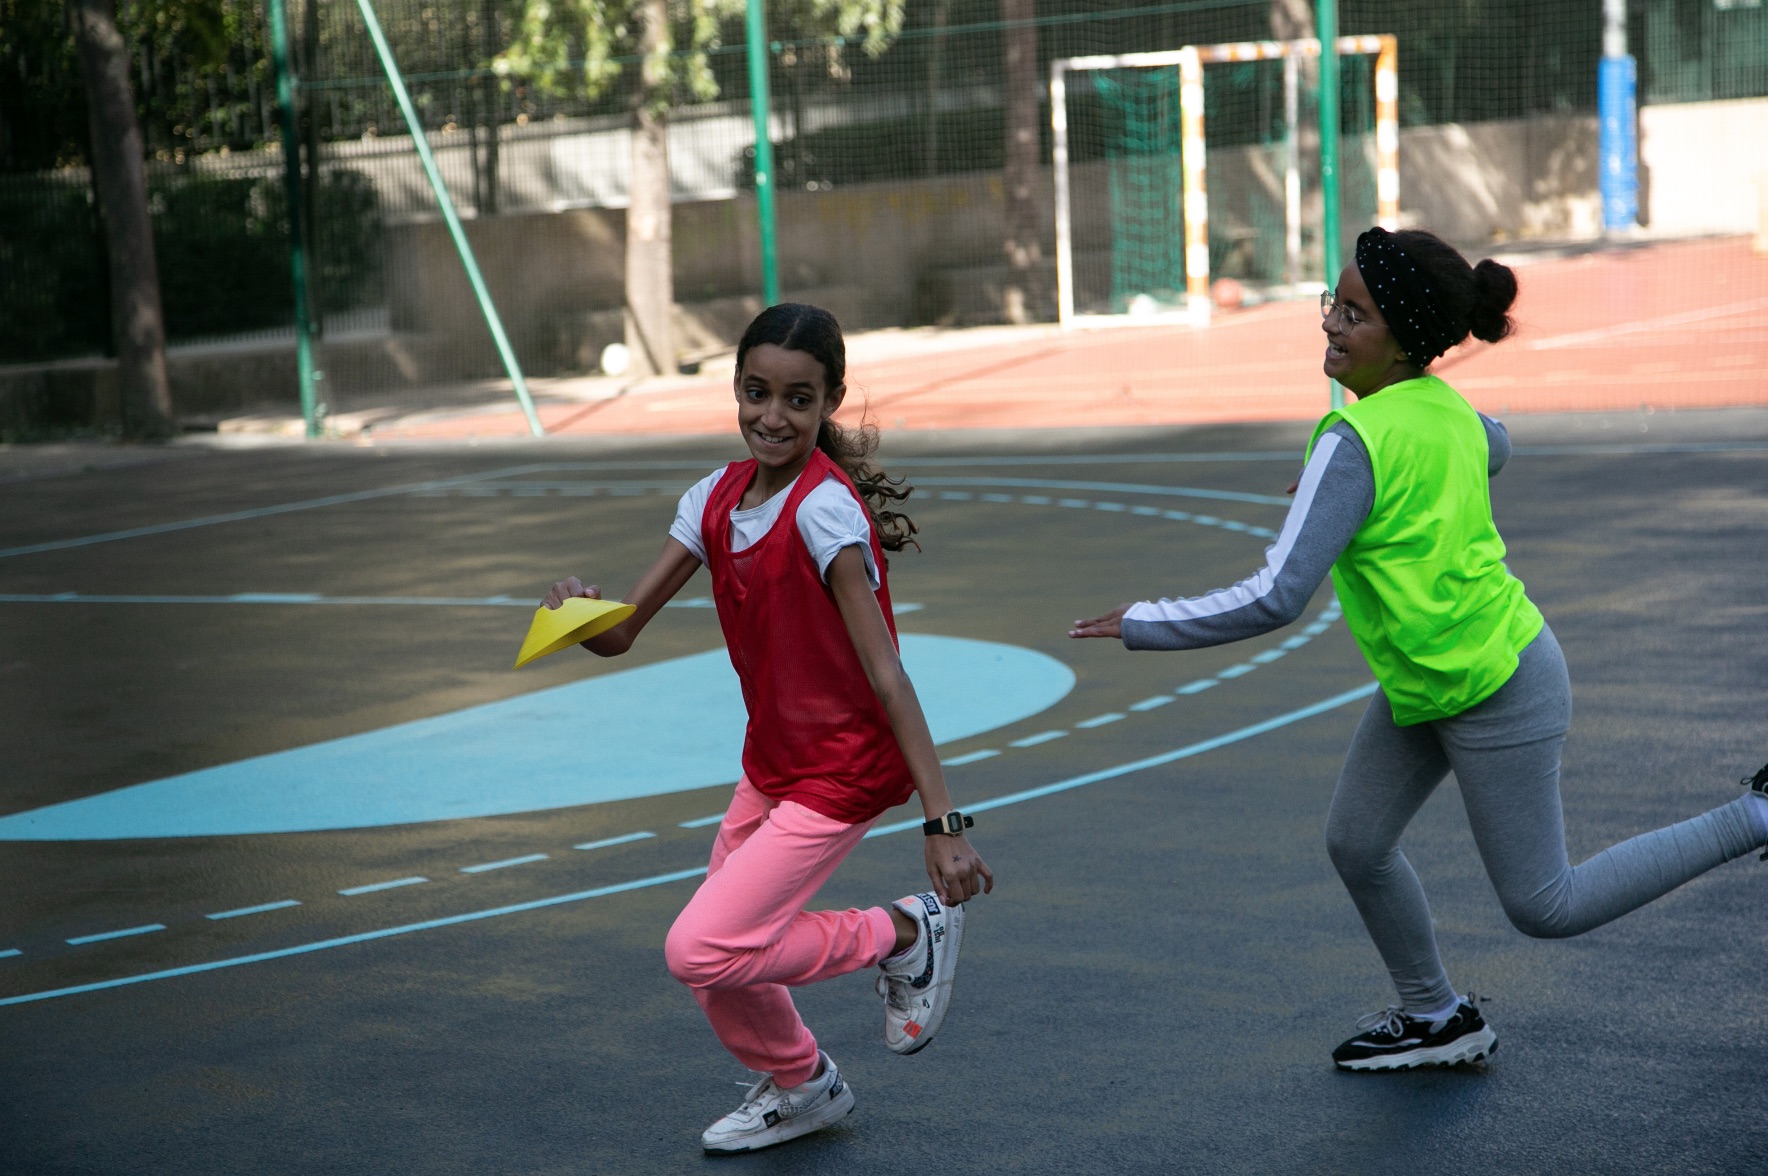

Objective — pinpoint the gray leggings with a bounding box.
[1325,623,1764,1013]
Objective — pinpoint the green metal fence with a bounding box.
[4,0,1766,425]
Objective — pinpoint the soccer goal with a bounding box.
[1051,35,1398,329]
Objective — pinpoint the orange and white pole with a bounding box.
[1178,46,1210,324]
[1374,35,1399,229]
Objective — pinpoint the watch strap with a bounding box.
[922,811,974,837]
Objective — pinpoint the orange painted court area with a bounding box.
[371,236,1768,441]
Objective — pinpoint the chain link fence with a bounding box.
[3,0,1766,427]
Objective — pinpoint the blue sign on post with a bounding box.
[1599,54,1639,230]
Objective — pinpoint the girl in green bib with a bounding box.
[1071,227,1768,1072]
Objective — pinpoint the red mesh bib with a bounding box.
[702,450,914,824]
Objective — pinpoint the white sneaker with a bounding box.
[876,892,965,1054]
[699,1051,854,1154]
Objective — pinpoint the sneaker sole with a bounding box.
[702,1085,856,1154]
[891,902,965,1056]
[1334,1026,1498,1072]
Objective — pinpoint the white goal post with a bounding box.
[1050,35,1399,329]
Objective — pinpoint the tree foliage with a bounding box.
[492,0,906,107]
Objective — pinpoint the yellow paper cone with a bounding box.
[513,597,637,669]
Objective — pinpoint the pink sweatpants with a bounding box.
[664,778,898,1088]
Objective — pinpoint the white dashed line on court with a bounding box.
[678,813,727,829]
[339,877,428,896]
[67,924,165,946]
[460,854,550,874]
[1010,730,1068,748]
[1217,664,1256,679]
[206,900,301,921]
[1250,649,1287,664]
[574,832,657,851]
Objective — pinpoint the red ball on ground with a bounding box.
[1211,277,1244,310]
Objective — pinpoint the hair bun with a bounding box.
[1468,258,1518,343]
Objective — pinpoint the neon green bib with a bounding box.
[1306,375,1543,725]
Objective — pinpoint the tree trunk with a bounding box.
[924,0,951,177]
[69,0,173,437]
[625,0,674,377]
[1000,0,1041,324]
[476,0,500,215]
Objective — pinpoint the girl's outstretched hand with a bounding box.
[1069,604,1132,639]
[924,834,992,906]
[542,576,601,609]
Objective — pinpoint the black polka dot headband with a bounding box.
[1354,227,1460,369]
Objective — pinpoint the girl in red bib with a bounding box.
[542,303,991,1155]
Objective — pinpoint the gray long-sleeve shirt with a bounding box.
[1120,415,1511,651]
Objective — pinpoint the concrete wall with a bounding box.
[381,109,1624,362]
[1398,113,1601,245]
[1639,98,1768,237]
[6,97,1762,430]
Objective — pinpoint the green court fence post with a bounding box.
[268,0,320,438]
[353,0,545,437]
[1317,0,1343,411]
[745,0,780,307]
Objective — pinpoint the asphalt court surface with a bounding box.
[3,414,1767,1173]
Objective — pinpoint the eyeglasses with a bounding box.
[1320,291,1371,328]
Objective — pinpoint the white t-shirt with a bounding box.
[670,467,881,589]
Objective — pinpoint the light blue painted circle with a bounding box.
[0,634,1074,840]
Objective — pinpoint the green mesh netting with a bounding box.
[1094,67,1187,313]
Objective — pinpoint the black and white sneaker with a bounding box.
[700,1051,854,1154]
[1331,996,1497,1072]
[876,892,965,1054]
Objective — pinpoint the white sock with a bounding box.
[1744,792,1768,844]
[1409,996,1463,1028]
[786,1053,833,1094]
[881,898,926,970]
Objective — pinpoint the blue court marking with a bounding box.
[0,633,1073,840]
[1009,730,1066,748]
[338,877,427,897]
[1131,696,1174,712]
[911,477,1290,507]
[0,683,1379,1008]
[0,593,923,615]
[0,949,21,960]
[939,750,1000,767]
[0,464,565,560]
[1075,713,1126,729]
[460,853,549,874]
[0,867,711,1008]
[866,682,1381,838]
[677,814,727,829]
[6,441,1750,563]
[574,832,656,851]
[66,924,165,946]
[206,900,301,921]
[1178,680,1219,694]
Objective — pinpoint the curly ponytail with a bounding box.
[735,303,920,554]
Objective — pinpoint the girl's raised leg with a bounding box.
[665,782,895,1088]
[1444,626,1766,939]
